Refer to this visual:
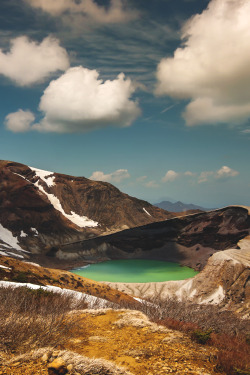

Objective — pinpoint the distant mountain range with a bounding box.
[154,200,215,212]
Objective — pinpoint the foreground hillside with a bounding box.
[0,255,136,306]
[0,309,226,375]
[0,160,170,258]
[0,252,249,374]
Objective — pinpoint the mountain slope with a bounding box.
[154,200,213,212]
[0,160,171,257]
[61,206,250,269]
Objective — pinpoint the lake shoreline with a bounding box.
[71,259,198,283]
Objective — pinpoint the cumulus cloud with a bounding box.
[156,0,250,126]
[30,66,140,133]
[89,169,130,183]
[198,166,239,183]
[4,110,35,132]
[215,166,239,179]
[162,170,179,183]
[0,36,69,86]
[24,0,137,25]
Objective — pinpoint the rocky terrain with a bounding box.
[106,235,250,317]
[0,160,170,258]
[60,206,250,269]
[0,309,226,375]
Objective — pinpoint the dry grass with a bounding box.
[0,285,87,353]
[7,347,133,375]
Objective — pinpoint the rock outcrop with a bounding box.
[105,236,250,316]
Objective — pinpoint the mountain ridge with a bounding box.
[154,200,215,212]
[0,160,171,258]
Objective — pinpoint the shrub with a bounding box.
[0,285,88,353]
[211,333,250,375]
[12,272,28,283]
[191,328,213,344]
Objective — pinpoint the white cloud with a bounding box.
[162,170,179,183]
[89,169,130,183]
[198,171,214,184]
[31,66,140,133]
[198,166,239,183]
[215,166,239,179]
[24,0,137,25]
[0,36,69,86]
[5,110,35,132]
[156,0,250,126]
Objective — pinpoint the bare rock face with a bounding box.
[0,160,170,257]
[61,206,250,269]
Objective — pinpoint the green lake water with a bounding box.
[71,259,198,283]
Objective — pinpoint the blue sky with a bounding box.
[0,0,250,207]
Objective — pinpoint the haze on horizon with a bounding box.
[0,0,249,208]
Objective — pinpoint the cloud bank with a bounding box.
[6,66,140,133]
[156,0,250,126]
[24,0,137,25]
[90,169,130,183]
[0,36,69,86]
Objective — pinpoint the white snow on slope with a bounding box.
[34,181,98,228]
[31,227,39,235]
[20,230,28,238]
[0,251,7,256]
[0,265,11,270]
[0,224,26,252]
[29,166,55,187]
[143,208,151,217]
[0,281,109,308]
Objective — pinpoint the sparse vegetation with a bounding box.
[0,285,87,353]
[191,328,212,344]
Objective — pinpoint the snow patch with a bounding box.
[0,224,26,251]
[34,182,98,228]
[29,166,55,187]
[20,230,28,238]
[0,251,7,256]
[0,265,11,270]
[0,281,109,308]
[143,208,151,217]
[24,261,41,267]
[6,252,24,259]
[31,227,39,235]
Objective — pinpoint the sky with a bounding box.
[0,0,250,208]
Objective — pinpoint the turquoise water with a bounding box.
[71,259,198,283]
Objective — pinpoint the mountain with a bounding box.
[64,206,250,314]
[154,200,214,212]
[61,206,250,269]
[0,160,171,259]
